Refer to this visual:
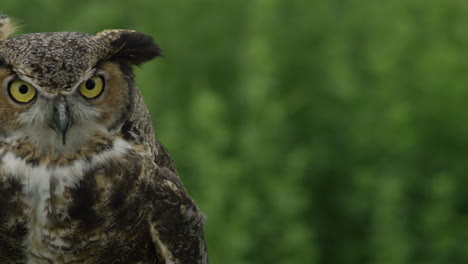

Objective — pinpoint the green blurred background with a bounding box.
[4,0,468,263]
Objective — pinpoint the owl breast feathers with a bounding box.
[0,16,208,264]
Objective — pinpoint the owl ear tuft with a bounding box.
[0,15,18,42]
[97,30,162,65]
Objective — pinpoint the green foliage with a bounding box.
[4,0,468,263]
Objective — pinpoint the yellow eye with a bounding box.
[79,76,104,99]
[8,80,36,103]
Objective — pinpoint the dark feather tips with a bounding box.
[109,32,162,66]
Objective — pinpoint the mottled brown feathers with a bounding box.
[0,32,102,91]
[0,30,161,91]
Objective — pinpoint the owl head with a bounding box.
[0,16,161,153]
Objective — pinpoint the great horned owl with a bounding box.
[0,16,207,264]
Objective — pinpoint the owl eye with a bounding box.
[8,80,36,103]
[79,76,104,99]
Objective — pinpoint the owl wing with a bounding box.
[148,142,208,264]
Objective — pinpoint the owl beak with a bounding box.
[53,97,71,145]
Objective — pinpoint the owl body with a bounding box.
[0,17,207,264]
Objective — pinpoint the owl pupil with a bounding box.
[85,79,95,90]
[19,84,28,94]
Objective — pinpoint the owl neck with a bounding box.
[119,88,157,149]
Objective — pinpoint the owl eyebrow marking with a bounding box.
[61,67,98,95]
[12,73,51,96]
[2,72,46,97]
